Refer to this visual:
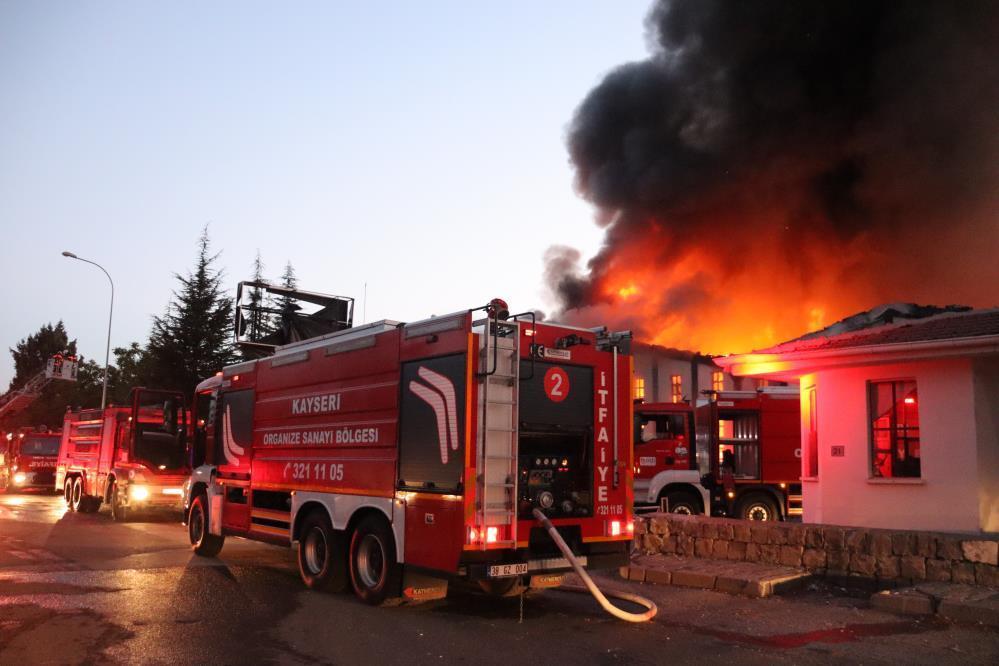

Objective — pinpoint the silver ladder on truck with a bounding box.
[475,318,520,549]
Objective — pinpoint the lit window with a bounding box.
[633,377,645,400]
[670,375,683,403]
[712,371,724,392]
[869,380,920,478]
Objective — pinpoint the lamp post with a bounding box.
[62,251,114,409]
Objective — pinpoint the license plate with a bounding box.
[487,563,528,578]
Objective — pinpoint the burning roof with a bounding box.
[546,0,999,357]
[757,306,999,356]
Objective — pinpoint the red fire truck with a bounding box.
[56,388,190,519]
[1,428,61,492]
[182,298,634,604]
[633,387,801,521]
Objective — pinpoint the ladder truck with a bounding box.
[0,354,79,420]
[1,427,61,492]
[183,288,635,605]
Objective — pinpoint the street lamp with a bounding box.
[62,251,114,409]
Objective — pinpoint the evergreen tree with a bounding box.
[244,250,278,344]
[278,261,297,312]
[109,342,155,403]
[146,227,236,396]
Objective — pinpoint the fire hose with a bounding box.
[532,509,657,623]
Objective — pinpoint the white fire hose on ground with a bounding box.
[532,509,657,623]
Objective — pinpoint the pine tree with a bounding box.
[278,261,297,312]
[146,227,236,396]
[245,250,270,342]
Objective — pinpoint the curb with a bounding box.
[620,563,812,598]
[871,583,999,627]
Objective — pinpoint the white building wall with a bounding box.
[803,358,983,533]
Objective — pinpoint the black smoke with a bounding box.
[550,0,999,334]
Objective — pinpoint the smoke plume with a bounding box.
[548,0,999,353]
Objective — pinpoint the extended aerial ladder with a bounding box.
[0,355,78,420]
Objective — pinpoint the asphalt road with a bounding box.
[2,491,998,665]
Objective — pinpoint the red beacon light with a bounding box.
[486,298,509,321]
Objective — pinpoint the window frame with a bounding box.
[633,376,646,400]
[867,378,920,479]
[670,374,683,404]
[711,371,724,392]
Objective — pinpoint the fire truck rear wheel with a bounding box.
[70,477,84,512]
[738,494,779,522]
[349,515,400,605]
[189,493,225,557]
[477,577,527,597]
[297,510,347,592]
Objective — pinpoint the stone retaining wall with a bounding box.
[636,513,999,587]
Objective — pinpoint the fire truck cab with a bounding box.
[1,428,61,492]
[634,387,801,521]
[183,299,635,604]
[56,388,190,519]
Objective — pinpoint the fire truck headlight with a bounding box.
[726,491,736,499]
[610,520,622,537]
[13,472,27,485]
[486,526,499,544]
[626,521,635,534]
[468,527,480,544]
[130,485,150,501]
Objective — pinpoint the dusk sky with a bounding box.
[0,1,650,388]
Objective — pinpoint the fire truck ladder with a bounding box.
[0,370,53,419]
[476,318,520,548]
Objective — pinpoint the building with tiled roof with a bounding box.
[716,305,999,534]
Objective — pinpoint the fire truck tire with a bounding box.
[189,493,225,557]
[738,494,779,522]
[349,515,401,605]
[80,495,100,513]
[297,510,347,592]
[660,490,702,515]
[111,483,130,522]
[477,577,527,597]
[64,479,73,507]
[70,477,84,512]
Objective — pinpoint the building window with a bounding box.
[869,380,920,478]
[806,387,818,477]
[712,371,724,392]
[633,377,645,400]
[670,374,683,403]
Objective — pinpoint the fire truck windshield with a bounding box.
[133,419,187,470]
[20,437,60,456]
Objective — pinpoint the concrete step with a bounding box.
[620,554,812,598]
[871,582,999,627]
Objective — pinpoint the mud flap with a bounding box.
[209,493,223,536]
[529,574,565,590]
[402,570,448,603]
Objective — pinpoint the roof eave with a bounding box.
[717,334,999,378]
